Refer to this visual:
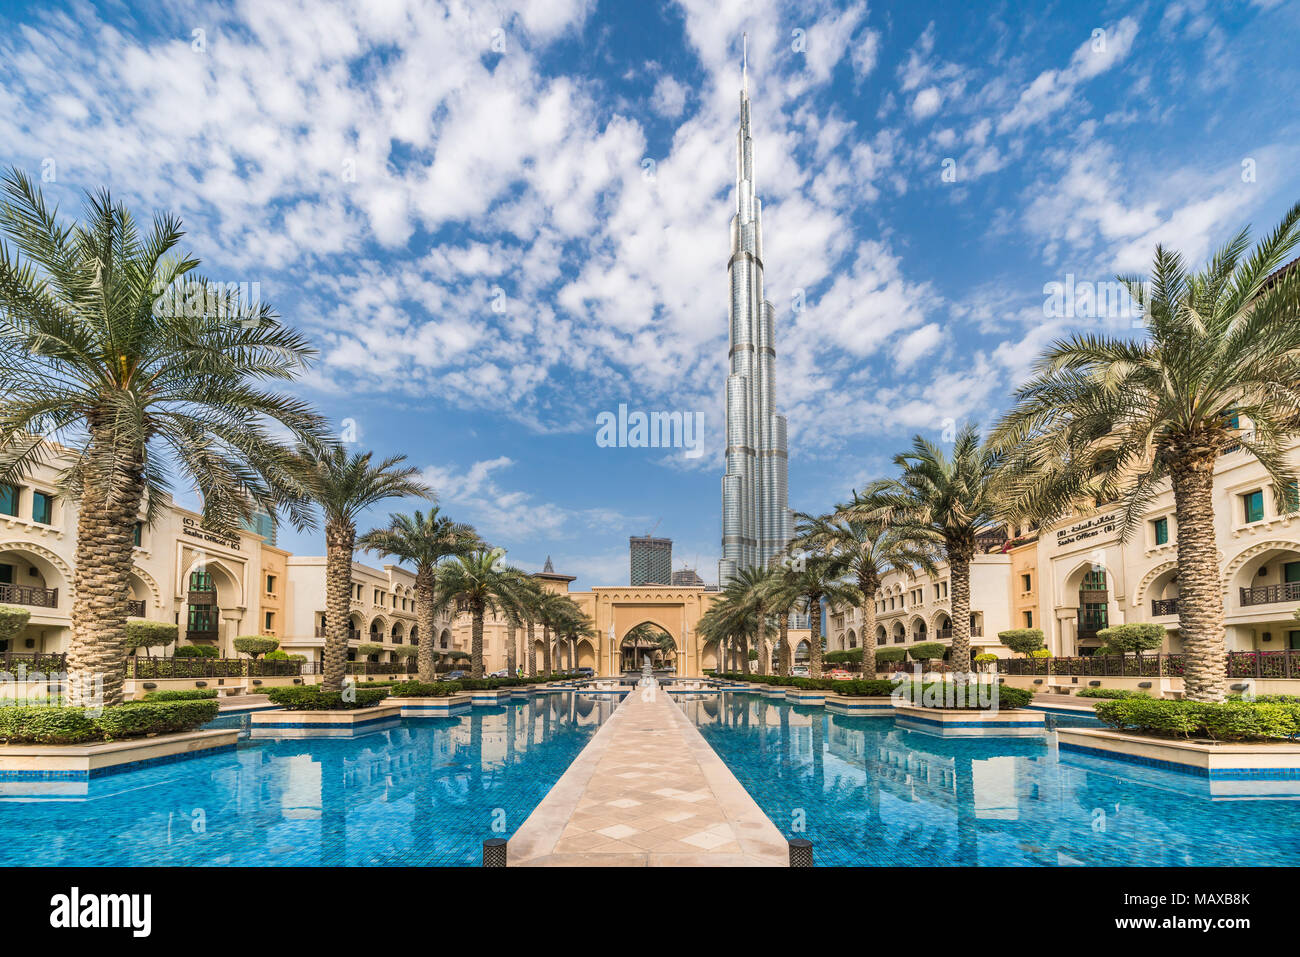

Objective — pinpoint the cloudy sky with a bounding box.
[2,0,1297,587]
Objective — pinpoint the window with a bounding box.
[1224,407,1240,430]
[1021,573,1032,592]
[132,522,143,547]
[933,584,941,599]
[264,611,274,631]
[188,568,213,592]
[0,485,16,517]
[31,491,53,525]
[1243,490,1264,524]
[1024,610,1033,628]
[1283,483,1300,514]
[1152,516,1168,546]
[266,574,276,593]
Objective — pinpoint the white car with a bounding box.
[791,665,810,677]
[488,669,510,678]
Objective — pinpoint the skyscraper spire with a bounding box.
[718,52,791,586]
[742,32,748,93]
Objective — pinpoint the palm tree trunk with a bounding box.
[859,578,879,677]
[1170,453,1227,701]
[948,550,973,676]
[542,624,553,676]
[809,597,824,678]
[415,568,436,683]
[778,613,790,676]
[526,620,536,676]
[739,633,751,675]
[322,520,355,692]
[755,603,767,675]
[67,433,145,708]
[506,622,517,675]
[470,600,485,678]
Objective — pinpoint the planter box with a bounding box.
[784,689,827,705]
[1058,728,1300,793]
[825,694,894,715]
[466,688,514,706]
[0,728,239,783]
[894,704,1045,736]
[393,694,472,717]
[249,702,403,737]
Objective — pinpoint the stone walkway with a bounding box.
[509,681,787,866]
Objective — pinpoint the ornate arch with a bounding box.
[129,564,163,609]
[1131,560,1179,608]
[1222,540,1291,597]
[929,608,953,631]
[0,541,73,589]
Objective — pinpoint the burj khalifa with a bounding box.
[718,47,792,586]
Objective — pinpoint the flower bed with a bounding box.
[0,700,219,744]
[1093,698,1300,742]
[265,686,389,710]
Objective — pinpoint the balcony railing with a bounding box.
[1240,581,1300,607]
[1151,597,1179,616]
[936,624,983,640]
[127,599,146,617]
[0,651,67,673]
[998,650,1300,679]
[0,583,58,608]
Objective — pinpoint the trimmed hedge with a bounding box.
[998,628,1044,657]
[265,685,389,710]
[389,681,463,698]
[715,673,901,696]
[174,644,220,658]
[0,605,32,645]
[1074,687,1150,700]
[894,681,1034,710]
[125,619,178,651]
[0,700,218,744]
[141,689,218,701]
[1094,698,1300,741]
[907,642,947,662]
[233,636,280,658]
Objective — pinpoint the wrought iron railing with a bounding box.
[936,624,983,640]
[1151,597,1179,616]
[0,651,67,673]
[1240,581,1300,607]
[0,583,58,608]
[127,599,146,617]
[998,650,1300,679]
[346,660,418,675]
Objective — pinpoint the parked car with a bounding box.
[792,665,810,677]
[441,670,468,681]
[488,669,509,678]
[575,667,595,678]
[825,669,853,680]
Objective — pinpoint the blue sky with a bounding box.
[2,0,1298,588]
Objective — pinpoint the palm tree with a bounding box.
[991,207,1300,701]
[531,589,570,676]
[512,577,547,677]
[845,425,1004,675]
[718,566,781,675]
[433,549,525,678]
[357,506,480,682]
[0,169,326,705]
[291,441,429,691]
[793,513,936,677]
[767,557,857,678]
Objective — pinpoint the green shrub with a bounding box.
[392,646,418,659]
[1093,698,1300,741]
[1096,623,1165,656]
[874,648,905,665]
[232,636,280,658]
[174,644,220,658]
[907,642,947,662]
[266,685,389,710]
[0,706,98,744]
[125,619,178,652]
[1228,693,1300,704]
[0,605,32,645]
[974,653,998,663]
[0,700,218,744]
[1030,648,1051,658]
[263,649,306,661]
[94,701,220,740]
[355,643,385,659]
[823,650,863,666]
[895,681,1034,710]
[141,689,218,701]
[389,681,463,697]
[1074,687,1150,700]
[998,628,1044,657]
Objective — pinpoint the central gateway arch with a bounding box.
[568,587,720,677]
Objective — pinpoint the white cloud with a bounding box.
[652,74,688,118]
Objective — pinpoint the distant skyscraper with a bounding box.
[630,536,672,585]
[671,567,705,587]
[243,509,276,547]
[718,47,791,586]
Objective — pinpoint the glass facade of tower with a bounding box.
[630,536,673,585]
[718,80,792,585]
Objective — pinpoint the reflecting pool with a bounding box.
[679,691,1300,867]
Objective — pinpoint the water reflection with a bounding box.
[681,691,1300,867]
[0,692,623,867]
